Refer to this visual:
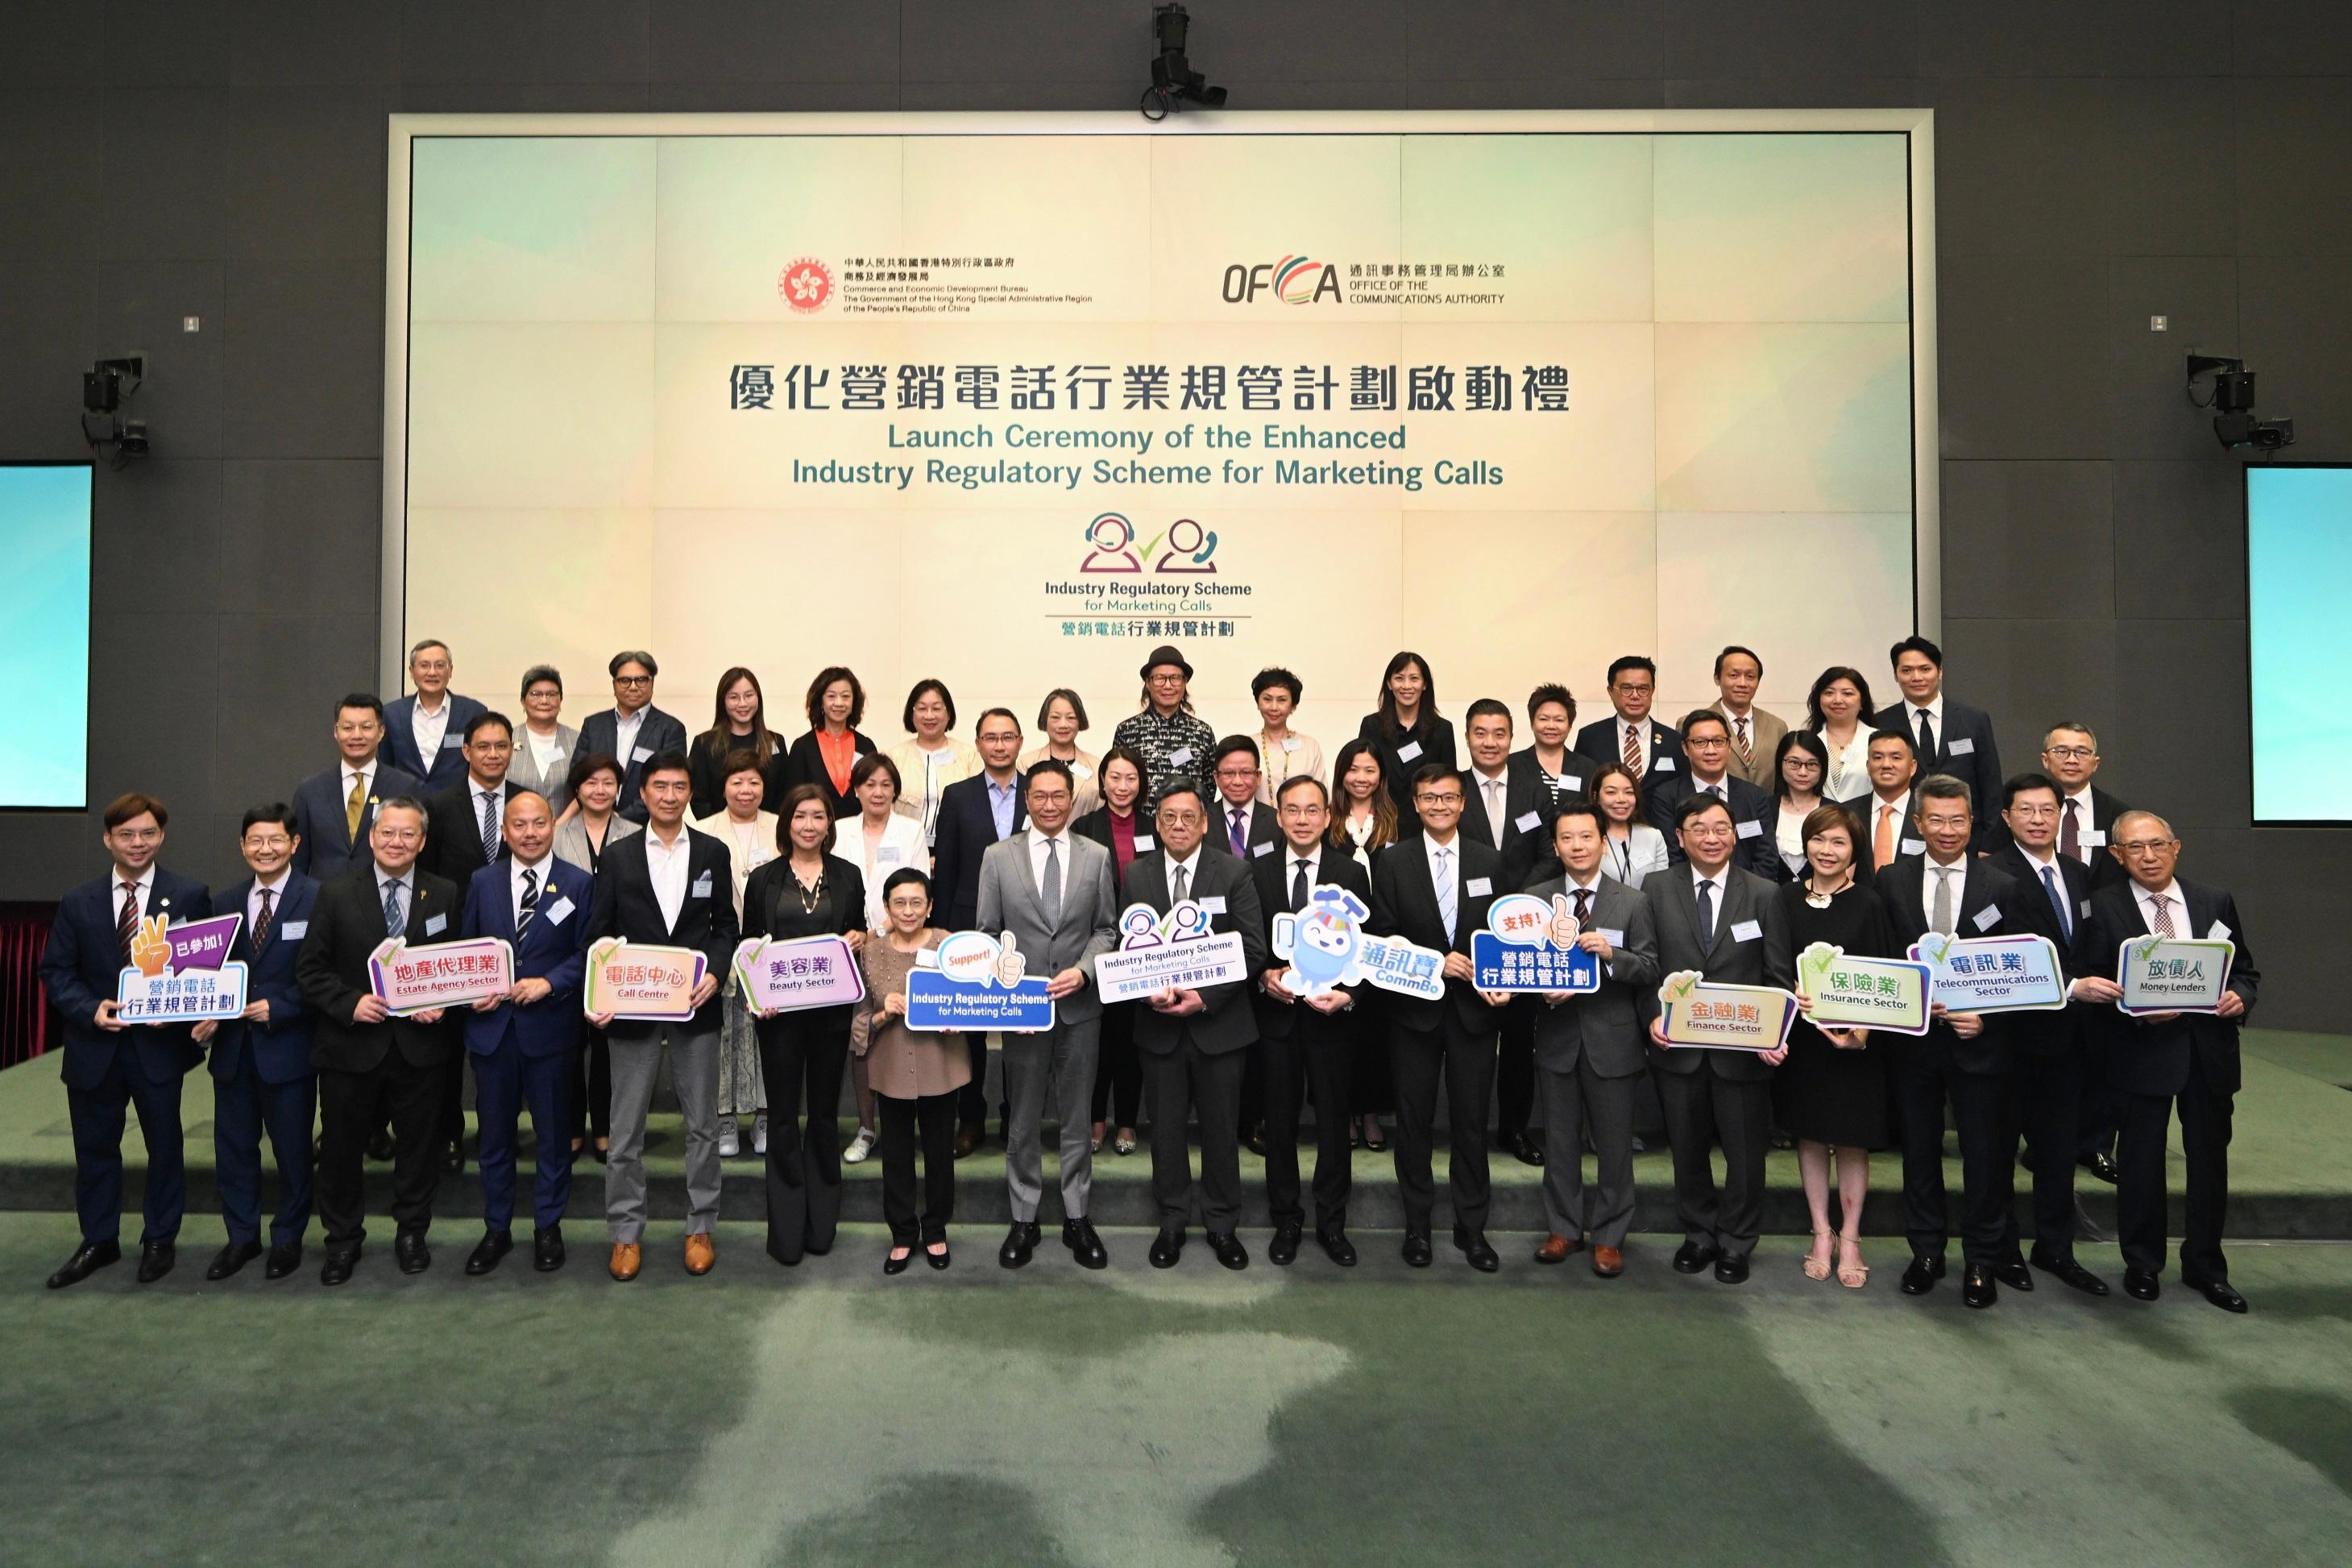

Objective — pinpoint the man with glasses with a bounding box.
[934,708,1030,1156]
[2074,813,2258,1313]
[1114,644,1217,805]
[1574,655,1683,785]
[1646,710,1780,877]
[381,638,487,794]
[421,710,525,1175]
[2039,720,2130,1180]
[579,651,688,823]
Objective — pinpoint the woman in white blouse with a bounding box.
[885,678,981,850]
[693,750,778,1160]
[1019,687,1100,818]
[510,665,580,819]
[1805,665,1877,804]
[1251,666,1325,805]
[831,753,928,1164]
[1769,731,1831,882]
[1587,761,1671,889]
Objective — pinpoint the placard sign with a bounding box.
[732,934,866,1014]
[2115,935,2236,1016]
[906,930,1056,1031]
[1907,932,2068,1014]
[115,912,249,1024]
[1267,883,1451,1003]
[369,935,516,1015]
[1794,940,1931,1035]
[1654,970,1800,1052]
[584,937,710,1022]
[1094,900,1251,1004]
[1471,894,1603,994]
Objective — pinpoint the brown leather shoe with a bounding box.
[1534,1234,1583,1264]
[684,1233,716,1275]
[1591,1244,1624,1277]
[608,1242,641,1282]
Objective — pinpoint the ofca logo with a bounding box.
[1222,255,1342,305]
[778,257,833,313]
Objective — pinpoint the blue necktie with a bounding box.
[2042,865,2071,942]
[382,877,405,937]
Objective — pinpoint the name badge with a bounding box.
[1132,834,1155,852]
[2081,828,2107,848]
[1599,927,1626,948]
[1735,819,1763,839]
[1396,741,1424,763]
[1201,894,1227,914]
[543,896,575,927]
[1901,836,1927,857]
[2079,899,2093,919]
[1562,774,1583,791]
[915,948,940,969]
[1466,877,1492,897]
[441,736,464,750]
[691,872,714,898]
[1251,841,1274,857]
[1948,737,1975,757]
[1168,748,1193,766]
[631,745,653,764]
[877,846,902,864]
[1280,737,1301,753]
[1069,761,1092,779]
[2209,920,2233,942]
[1652,757,1675,774]
[424,913,448,936]
[1730,919,1761,943]
[1972,903,2001,932]
[278,919,308,940]
[1513,810,1542,833]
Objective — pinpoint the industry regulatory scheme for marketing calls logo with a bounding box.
[778,257,833,313]
[1222,255,1342,305]
[1079,512,1219,575]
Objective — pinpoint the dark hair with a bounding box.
[1276,774,1328,806]
[1867,728,1918,763]
[1025,757,1075,796]
[2043,720,2100,749]
[1889,635,1943,670]
[1251,666,1303,703]
[336,692,385,724]
[608,649,657,678]
[463,709,512,744]
[519,665,563,699]
[1605,655,1657,687]
[1097,744,1149,808]
[239,803,297,836]
[974,707,1022,738]
[806,666,866,730]
[1678,708,1728,742]
[1714,645,1763,679]
[774,782,837,853]
[104,792,168,832]
[1800,803,1864,854]
[902,678,956,733]
[641,748,691,782]
[1036,687,1089,732]
[1526,682,1576,728]
[880,866,933,905]
[1804,666,1875,732]
[1584,761,1641,819]
[1464,697,1513,731]
[1550,799,1605,838]
[1375,651,1437,738]
[1153,781,1208,816]
[1916,772,1972,810]
[1673,790,1733,831]
[849,752,902,799]
[566,750,623,797]
[1212,734,1260,770]
[703,666,778,769]
[2002,770,2063,811]
[1410,762,1461,797]
[1770,730,1831,803]
[1326,739,1398,852]
[718,747,765,786]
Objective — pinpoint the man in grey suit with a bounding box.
[1641,793,1794,1284]
[1526,802,1660,1278]
[975,759,1121,1271]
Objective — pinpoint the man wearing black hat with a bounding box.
[1113,644,1217,807]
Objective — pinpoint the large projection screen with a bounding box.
[384,111,1937,746]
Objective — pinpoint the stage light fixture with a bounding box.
[1143,4,1226,122]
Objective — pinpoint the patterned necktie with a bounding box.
[479,789,500,863]
[1621,722,1641,772]
[382,877,406,938]
[254,886,276,954]
[1695,877,1716,945]
[2042,865,2071,942]
[1733,716,1752,769]
[2060,798,2081,861]
[1573,886,1592,926]
[118,881,139,961]
[518,865,540,934]
[1916,707,1937,764]
[1435,846,1456,943]
[1040,837,1061,926]
[346,774,365,840]
[1291,857,1311,914]
[1931,865,1956,936]
[2151,893,2176,937]
[1229,807,1247,856]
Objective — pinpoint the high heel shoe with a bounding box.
[1803,1229,1834,1282]
[1114,1128,1137,1155]
[1837,1235,1869,1289]
[1362,1118,1386,1153]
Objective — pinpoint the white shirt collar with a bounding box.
[1910,693,1946,724]
[1566,868,1604,894]
[2014,840,2060,870]
[1285,843,1321,872]
[115,865,156,894]
[2134,878,2182,911]
[374,862,413,891]
[342,759,375,786]
[252,868,290,894]
[1689,864,1723,894]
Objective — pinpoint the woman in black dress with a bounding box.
[1354,650,1457,819]
[1775,802,1892,1290]
[743,783,868,1267]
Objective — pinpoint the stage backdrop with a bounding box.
[385,112,1936,749]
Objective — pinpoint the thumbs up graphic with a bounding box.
[1548,894,1580,949]
[993,931,1027,988]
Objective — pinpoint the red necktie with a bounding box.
[118,881,139,962]
[2060,799,2081,860]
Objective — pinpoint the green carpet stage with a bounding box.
[5,1029,2350,1238]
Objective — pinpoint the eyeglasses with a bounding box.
[613,675,652,687]
[2115,840,2176,855]
[2042,746,2096,761]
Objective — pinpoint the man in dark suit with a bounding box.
[421,709,523,1173]
[2075,812,2258,1312]
[1640,793,1794,1284]
[1458,698,1554,1168]
[1877,774,2026,1309]
[1986,771,2109,1297]
[39,794,212,1288]
[295,797,461,1286]
[1647,710,1781,877]
[1873,635,2002,852]
[576,649,690,823]
[1528,802,1661,1278]
[1206,734,1283,859]
[587,751,736,1283]
[1251,775,1370,1267]
[1837,730,1923,879]
[1574,655,1684,786]
[2039,719,2130,1180]
[190,805,317,1282]
[380,638,486,794]
[290,693,423,879]
[1368,763,1510,1272]
[1123,782,1269,1271]
[931,707,1028,1154]
[459,790,595,1276]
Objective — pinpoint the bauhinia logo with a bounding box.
[778,257,833,313]
[1222,255,1342,305]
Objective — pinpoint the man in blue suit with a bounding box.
[380,638,486,794]
[38,793,212,1288]
[291,693,423,879]
[191,804,318,1282]
[459,790,595,1274]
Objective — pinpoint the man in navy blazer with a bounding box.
[1573,656,1686,786]
[290,694,423,878]
[459,790,594,1276]
[1645,710,1782,879]
[190,805,318,1282]
[39,793,212,1288]
[930,709,1028,1151]
[380,638,487,794]
[575,649,690,823]
[1873,636,2002,852]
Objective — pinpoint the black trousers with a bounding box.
[572,1025,612,1144]
[758,1007,852,1264]
[317,1051,446,1250]
[2007,1047,2084,1259]
[436,1047,471,1153]
[1653,1065,1773,1258]
[1389,1014,1497,1234]
[1495,997,1537,1142]
[1143,1042,1246,1234]
[1260,1023,1354,1232]
[1889,1043,2014,1267]
[2118,1073,2233,1281]
[877,1091,958,1245]
[1089,1000,1142,1127]
[2076,1025,2120,1160]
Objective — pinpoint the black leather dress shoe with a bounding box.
[395,1233,431,1275]
[2079,1150,2120,1184]
[1317,1226,1357,1267]
[1243,1124,1267,1157]
[1671,1240,1720,1275]
[136,1240,176,1284]
[205,1240,264,1281]
[533,1227,566,1272]
[465,1229,512,1276]
[924,1243,952,1270]
[320,1247,360,1287]
[2029,1248,2109,1296]
[1994,1253,2035,1292]
[264,1242,303,1280]
[998,1221,1041,1269]
[1505,1132,1545,1168]
[45,1238,121,1289]
[366,1127,396,1163]
[1713,1252,1750,1284]
[1062,1218,1108,1270]
[1209,1230,1249,1270]
[1962,1263,1997,1309]
[2123,1268,2160,1301]
[2184,1276,2248,1313]
[1453,1226,1500,1273]
[1899,1254,1948,1295]
[952,1125,982,1159]
[882,1247,913,1276]
[1401,1232,1433,1268]
[1148,1228,1184,1268]
[443,1140,467,1175]
[1267,1223,1302,1266]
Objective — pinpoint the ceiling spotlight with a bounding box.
[1143,5,1226,122]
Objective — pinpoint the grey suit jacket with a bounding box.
[975,829,1121,1025]
[1641,863,1794,1083]
[1524,873,1660,1079]
[507,722,582,817]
